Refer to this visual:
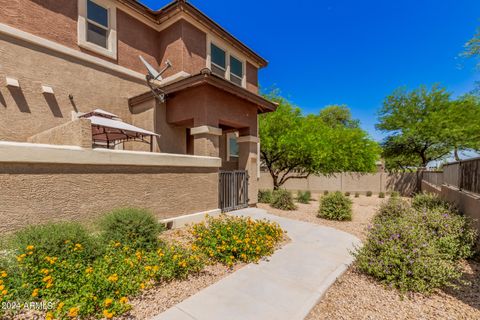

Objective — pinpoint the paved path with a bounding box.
[152,208,361,320]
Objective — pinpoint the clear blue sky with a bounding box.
[140,0,480,141]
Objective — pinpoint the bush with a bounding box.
[191,215,284,266]
[100,208,164,250]
[390,191,400,198]
[355,192,360,198]
[271,189,296,210]
[318,191,353,221]
[296,190,311,204]
[258,189,273,204]
[412,193,454,212]
[323,190,329,195]
[345,192,351,197]
[379,192,385,198]
[366,191,373,197]
[355,197,477,294]
[9,222,100,261]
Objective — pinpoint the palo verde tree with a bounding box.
[259,91,379,189]
[377,85,480,171]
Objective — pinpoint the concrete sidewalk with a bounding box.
[152,208,361,320]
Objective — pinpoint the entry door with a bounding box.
[219,170,249,212]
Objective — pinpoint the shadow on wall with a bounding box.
[0,91,6,108]
[7,87,30,113]
[385,172,418,196]
[43,93,63,118]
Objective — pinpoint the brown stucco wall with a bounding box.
[0,162,219,233]
[27,118,92,148]
[246,62,259,93]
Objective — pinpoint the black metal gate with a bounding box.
[219,170,249,212]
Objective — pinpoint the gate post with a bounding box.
[238,135,259,206]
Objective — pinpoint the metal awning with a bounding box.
[79,109,159,151]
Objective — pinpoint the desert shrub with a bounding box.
[191,214,284,266]
[366,191,373,197]
[355,192,360,198]
[318,191,353,221]
[271,189,296,210]
[258,189,273,204]
[356,197,477,294]
[0,240,204,319]
[390,191,400,198]
[323,190,329,195]
[100,208,164,250]
[9,222,100,261]
[345,192,351,196]
[296,190,311,204]
[412,193,454,212]
[379,192,385,198]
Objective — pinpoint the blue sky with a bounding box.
[140,0,480,141]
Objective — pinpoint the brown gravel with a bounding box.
[260,195,480,320]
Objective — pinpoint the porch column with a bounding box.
[190,125,222,157]
[238,135,260,205]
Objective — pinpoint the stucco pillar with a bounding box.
[190,126,222,157]
[238,135,260,205]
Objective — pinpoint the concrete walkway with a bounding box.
[152,208,361,320]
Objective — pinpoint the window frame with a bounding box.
[207,36,246,88]
[78,0,117,60]
[210,43,227,74]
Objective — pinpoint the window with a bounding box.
[230,55,243,86]
[86,0,108,48]
[211,43,226,77]
[78,0,117,59]
[228,134,239,159]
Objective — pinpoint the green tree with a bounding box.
[260,91,379,189]
[318,105,359,128]
[464,27,480,60]
[377,85,480,170]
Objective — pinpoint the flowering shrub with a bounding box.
[318,191,353,221]
[296,191,311,204]
[191,215,284,266]
[258,189,273,204]
[412,193,455,212]
[355,197,477,294]
[270,189,296,210]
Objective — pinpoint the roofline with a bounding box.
[129,69,277,113]
[117,0,268,68]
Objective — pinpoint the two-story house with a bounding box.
[0,0,276,231]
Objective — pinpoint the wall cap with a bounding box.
[190,126,222,136]
[0,141,221,168]
[237,135,259,143]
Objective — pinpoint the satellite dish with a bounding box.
[139,55,172,103]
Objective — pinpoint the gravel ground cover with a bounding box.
[259,195,480,320]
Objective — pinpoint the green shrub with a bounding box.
[356,197,477,294]
[390,191,400,198]
[9,222,100,261]
[323,190,329,195]
[354,192,360,198]
[296,190,311,204]
[345,192,351,197]
[191,214,284,266]
[258,189,273,204]
[412,193,454,212]
[366,191,373,197]
[100,208,164,250]
[271,189,297,210]
[379,192,385,198]
[318,191,353,221]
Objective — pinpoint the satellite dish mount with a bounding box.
[139,56,172,103]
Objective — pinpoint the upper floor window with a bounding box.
[78,0,117,59]
[209,42,245,88]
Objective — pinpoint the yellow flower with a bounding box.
[31,288,39,297]
[46,281,53,289]
[85,267,93,274]
[26,245,34,251]
[145,265,152,271]
[0,271,6,278]
[17,253,27,262]
[1,290,7,295]
[119,297,128,304]
[140,283,145,289]
[73,243,83,251]
[45,312,54,320]
[114,242,121,247]
[68,307,79,317]
[57,302,65,311]
[43,275,52,282]
[0,285,4,291]
[64,240,70,244]
[104,298,113,307]
[107,274,118,282]
[41,268,50,275]
[0,280,2,284]
[103,310,114,319]
[27,251,33,255]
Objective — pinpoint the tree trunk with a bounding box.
[454,147,461,161]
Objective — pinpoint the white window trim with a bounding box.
[207,36,246,88]
[78,0,117,60]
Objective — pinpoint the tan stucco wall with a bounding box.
[259,172,418,196]
[0,162,219,233]
[27,118,92,148]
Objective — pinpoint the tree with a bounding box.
[377,85,480,170]
[260,91,379,189]
[318,105,360,128]
[464,27,480,60]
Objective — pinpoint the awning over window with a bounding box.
[80,109,159,151]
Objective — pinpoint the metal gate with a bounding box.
[219,170,249,212]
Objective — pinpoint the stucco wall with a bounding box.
[0,162,219,233]
[27,118,92,148]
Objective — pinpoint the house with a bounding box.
[0,0,276,231]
